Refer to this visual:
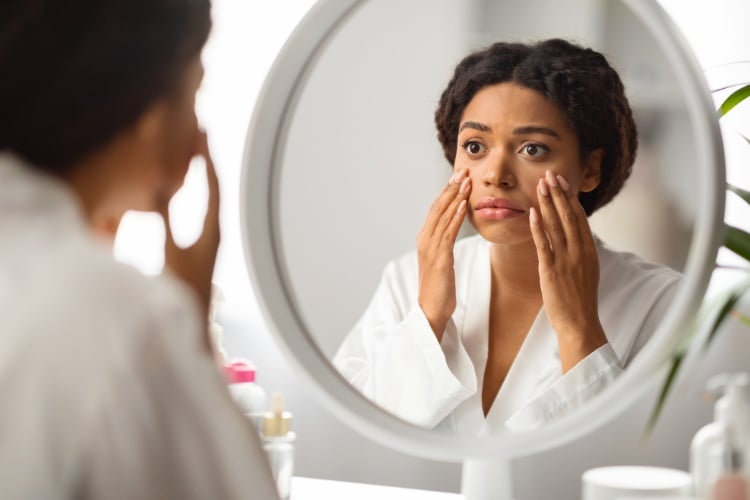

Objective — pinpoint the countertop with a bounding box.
[290,476,464,499]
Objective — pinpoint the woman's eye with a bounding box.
[464,141,485,156]
[522,143,549,158]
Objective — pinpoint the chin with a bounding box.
[469,218,532,246]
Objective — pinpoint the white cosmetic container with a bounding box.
[691,373,750,499]
[581,466,691,499]
[262,392,296,500]
[224,359,267,430]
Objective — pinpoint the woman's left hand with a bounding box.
[529,170,607,372]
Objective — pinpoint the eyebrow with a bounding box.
[512,125,561,139]
[458,121,562,140]
[458,121,491,133]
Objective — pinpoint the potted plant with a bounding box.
[648,82,750,431]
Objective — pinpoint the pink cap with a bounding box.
[224,360,256,384]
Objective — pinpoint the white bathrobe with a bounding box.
[0,153,279,500]
[334,234,681,434]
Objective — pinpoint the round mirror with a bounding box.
[241,0,724,460]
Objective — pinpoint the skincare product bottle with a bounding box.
[224,359,267,430]
[208,284,228,365]
[712,439,749,500]
[262,392,295,500]
[692,373,750,499]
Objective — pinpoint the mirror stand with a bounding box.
[461,458,513,500]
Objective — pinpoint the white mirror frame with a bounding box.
[240,0,725,461]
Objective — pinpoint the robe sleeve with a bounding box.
[504,343,622,432]
[333,261,476,428]
[503,250,684,432]
[78,274,281,500]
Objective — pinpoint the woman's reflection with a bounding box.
[334,39,682,434]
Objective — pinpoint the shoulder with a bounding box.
[57,241,166,314]
[596,237,683,297]
[31,237,201,352]
[1,236,204,429]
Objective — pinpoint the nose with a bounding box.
[480,148,515,189]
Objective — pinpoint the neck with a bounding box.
[62,146,130,239]
[488,239,542,297]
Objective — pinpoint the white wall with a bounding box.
[279,0,474,357]
[134,0,750,497]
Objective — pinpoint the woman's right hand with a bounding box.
[159,131,221,347]
[417,168,471,340]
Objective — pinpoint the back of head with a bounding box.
[0,0,211,174]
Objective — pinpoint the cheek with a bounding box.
[517,170,544,203]
[452,159,463,175]
[164,113,200,175]
[549,158,587,188]
[452,148,475,171]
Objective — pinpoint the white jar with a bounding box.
[582,466,691,500]
[224,360,267,429]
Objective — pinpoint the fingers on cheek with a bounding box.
[537,179,557,218]
[556,174,570,192]
[448,168,468,186]
[458,176,471,196]
[537,178,550,198]
[529,208,544,243]
[457,199,467,215]
[529,206,540,226]
[530,208,553,263]
[537,181,560,236]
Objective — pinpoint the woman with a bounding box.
[0,1,278,498]
[334,39,681,434]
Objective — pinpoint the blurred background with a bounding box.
[112,1,750,498]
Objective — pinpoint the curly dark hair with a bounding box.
[0,0,211,174]
[435,39,637,216]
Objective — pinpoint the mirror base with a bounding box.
[461,458,513,500]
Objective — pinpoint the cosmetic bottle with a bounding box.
[262,392,296,500]
[208,284,228,365]
[691,373,750,499]
[224,359,267,430]
[712,435,749,500]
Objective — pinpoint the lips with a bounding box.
[474,198,524,212]
[473,197,525,221]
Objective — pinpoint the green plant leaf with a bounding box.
[705,286,748,347]
[728,184,750,206]
[716,264,750,273]
[644,282,750,435]
[645,350,685,435]
[719,85,750,117]
[645,78,750,436]
[726,225,750,261]
[734,311,750,328]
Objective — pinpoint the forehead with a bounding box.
[459,82,573,136]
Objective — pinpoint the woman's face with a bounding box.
[454,82,601,246]
[127,56,205,213]
[155,56,206,204]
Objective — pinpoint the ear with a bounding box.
[579,148,603,193]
